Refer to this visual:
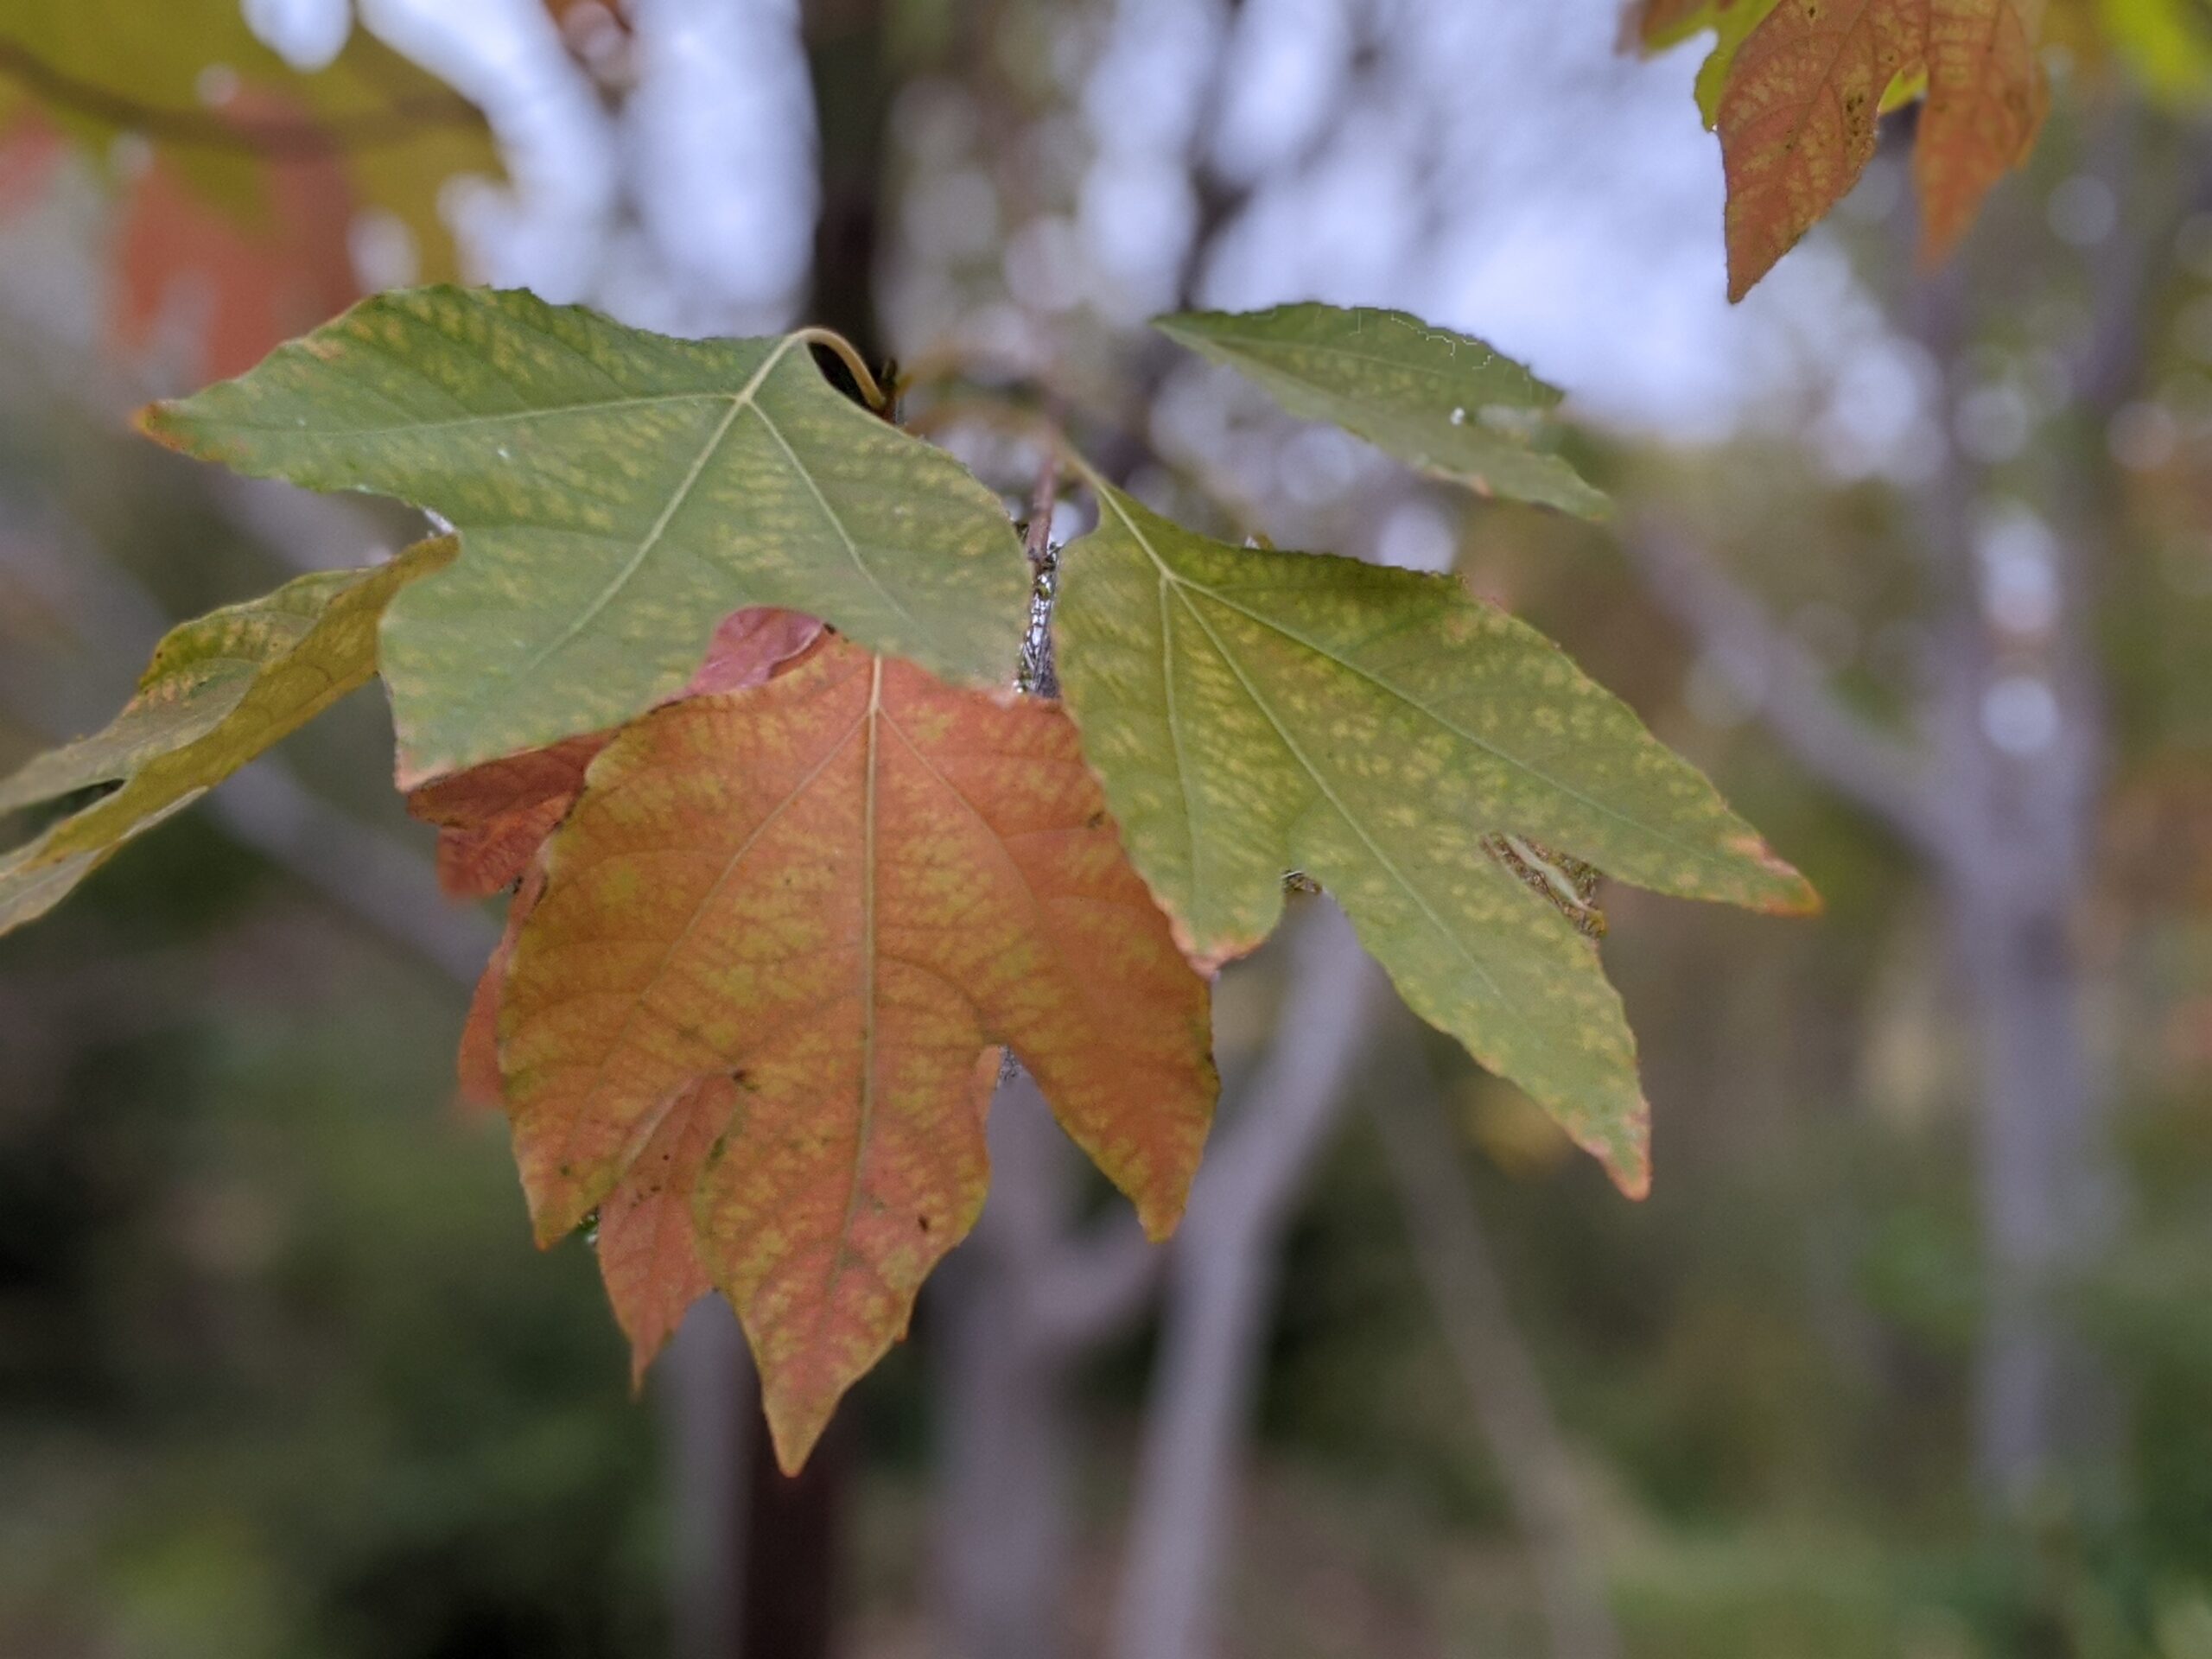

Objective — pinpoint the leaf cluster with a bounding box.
[1631,0,2049,298]
[0,286,1813,1467]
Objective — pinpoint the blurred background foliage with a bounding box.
[7,1,2212,1656]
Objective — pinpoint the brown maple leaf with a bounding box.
[497,639,1218,1468]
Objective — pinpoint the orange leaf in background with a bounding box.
[1719,0,1923,301]
[499,641,1218,1468]
[1707,0,2048,296]
[419,736,604,902]
[1915,0,2048,262]
[113,92,359,381]
[0,112,63,218]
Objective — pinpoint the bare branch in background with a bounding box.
[1109,902,1390,1659]
[1624,524,1940,855]
[931,1074,1096,1659]
[1369,1041,1623,1659]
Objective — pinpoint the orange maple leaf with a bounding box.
[1915,0,2047,263]
[1719,0,1926,301]
[420,607,823,1107]
[497,640,1218,1468]
[1717,0,2045,298]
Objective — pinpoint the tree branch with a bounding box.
[1368,1040,1622,1659]
[0,38,486,160]
[1109,904,1389,1659]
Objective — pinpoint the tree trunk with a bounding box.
[1367,1065,1623,1659]
[741,1402,853,1659]
[1109,906,1385,1659]
[1949,881,2115,1501]
[931,1074,1082,1659]
[664,1303,751,1659]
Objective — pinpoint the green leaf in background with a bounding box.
[1153,302,1610,519]
[141,287,1032,783]
[2100,0,2212,105]
[0,537,453,932]
[1053,484,1816,1190]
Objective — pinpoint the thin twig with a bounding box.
[1624,523,1939,855]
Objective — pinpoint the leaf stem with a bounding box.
[794,327,888,410]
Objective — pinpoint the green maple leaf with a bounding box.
[1153,303,1608,519]
[141,286,1031,782]
[1053,485,1816,1190]
[0,537,453,932]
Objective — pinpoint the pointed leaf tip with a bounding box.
[1606,1116,1654,1201]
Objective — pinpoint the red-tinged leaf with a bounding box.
[499,640,1218,1469]
[1719,0,1925,301]
[596,1075,726,1384]
[0,113,63,218]
[458,868,544,1108]
[1635,0,1733,48]
[113,92,359,380]
[416,737,604,901]
[686,608,827,698]
[408,609,823,898]
[1915,0,2047,262]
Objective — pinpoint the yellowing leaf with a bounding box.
[1696,0,1787,124]
[1718,0,1926,301]
[1154,304,1607,518]
[499,640,1218,1467]
[1053,485,1815,1191]
[0,537,454,932]
[1637,0,1738,49]
[1630,0,1787,124]
[1916,0,2048,263]
[141,288,1032,782]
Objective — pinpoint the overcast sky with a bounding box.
[244,0,1922,465]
